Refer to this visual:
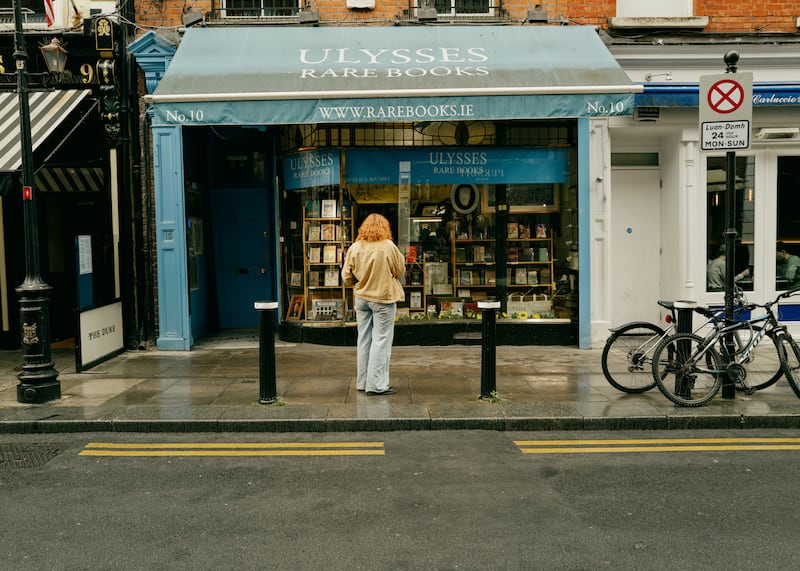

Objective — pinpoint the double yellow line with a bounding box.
[80,442,385,457]
[515,437,800,455]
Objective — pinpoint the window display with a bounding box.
[281,146,578,325]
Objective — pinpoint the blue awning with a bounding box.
[147,26,640,125]
[636,82,800,108]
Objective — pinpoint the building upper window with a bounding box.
[611,0,706,29]
[222,0,300,18]
[434,0,494,16]
[615,0,693,18]
[0,0,47,25]
[415,0,497,18]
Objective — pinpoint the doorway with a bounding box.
[610,167,662,325]
[209,186,276,329]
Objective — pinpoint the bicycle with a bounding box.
[650,288,800,407]
[601,301,681,393]
[601,292,781,394]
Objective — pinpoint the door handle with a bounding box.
[260,267,266,275]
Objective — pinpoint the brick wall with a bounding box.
[134,1,800,35]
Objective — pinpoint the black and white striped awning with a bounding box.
[35,167,104,193]
[0,90,90,172]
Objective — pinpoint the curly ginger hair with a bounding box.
[356,213,393,242]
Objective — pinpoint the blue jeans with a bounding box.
[355,297,396,392]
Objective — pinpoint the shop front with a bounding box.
[145,25,640,350]
[598,43,800,345]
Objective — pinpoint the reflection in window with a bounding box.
[706,156,754,292]
[776,156,800,290]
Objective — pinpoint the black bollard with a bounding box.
[673,300,696,400]
[254,301,279,404]
[478,300,501,400]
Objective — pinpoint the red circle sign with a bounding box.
[707,79,745,114]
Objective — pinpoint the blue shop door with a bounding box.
[210,187,275,329]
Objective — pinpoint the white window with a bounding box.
[223,0,300,18]
[616,0,693,18]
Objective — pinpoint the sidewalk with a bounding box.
[0,336,799,433]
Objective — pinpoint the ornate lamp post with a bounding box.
[13,0,60,403]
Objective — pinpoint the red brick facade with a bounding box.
[135,1,800,35]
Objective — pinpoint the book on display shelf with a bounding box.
[324,268,339,286]
[323,245,338,263]
[320,223,336,241]
[321,199,338,218]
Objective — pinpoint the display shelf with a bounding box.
[451,223,555,296]
[403,259,426,313]
[301,191,354,322]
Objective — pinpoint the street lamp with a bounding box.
[39,37,68,74]
[13,0,60,403]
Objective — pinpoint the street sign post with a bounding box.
[699,54,753,399]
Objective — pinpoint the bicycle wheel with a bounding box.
[717,326,783,392]
[652,333,723,407]
[601,322,663,393]
[776,333,800,399]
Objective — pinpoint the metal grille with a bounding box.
[0,443,65,469]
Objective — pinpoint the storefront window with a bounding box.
[706,155,755,292]
[776,156,800,291]
[281,123,579,326]
[281,143,579,324]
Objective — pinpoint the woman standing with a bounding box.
[341,213,405,396]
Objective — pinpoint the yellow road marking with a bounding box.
[515,437,800,455]
[80,441,385,457]
[80,449,384,457]
[85,442,383,449]
[514,437,800,446]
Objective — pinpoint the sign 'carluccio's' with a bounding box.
[298,47,490,79]
[148,25,642,125]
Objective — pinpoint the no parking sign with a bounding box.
[699,72,753,151]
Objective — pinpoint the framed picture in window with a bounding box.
[286,295,304,320]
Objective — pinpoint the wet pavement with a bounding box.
[0,334,799,433]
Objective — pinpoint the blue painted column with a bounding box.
[153,125,191,350]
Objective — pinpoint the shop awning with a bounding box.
[35,167,104,193]
[0,89,90,172]
[148,26,641,125]
[637,82,800,108]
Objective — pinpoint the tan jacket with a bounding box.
[341,239,405,303]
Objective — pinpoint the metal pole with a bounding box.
[478,300,501,400]
[255,301,278,404]
[13,0,60,403]
[721,51,740,400]
[674,301,696,399]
